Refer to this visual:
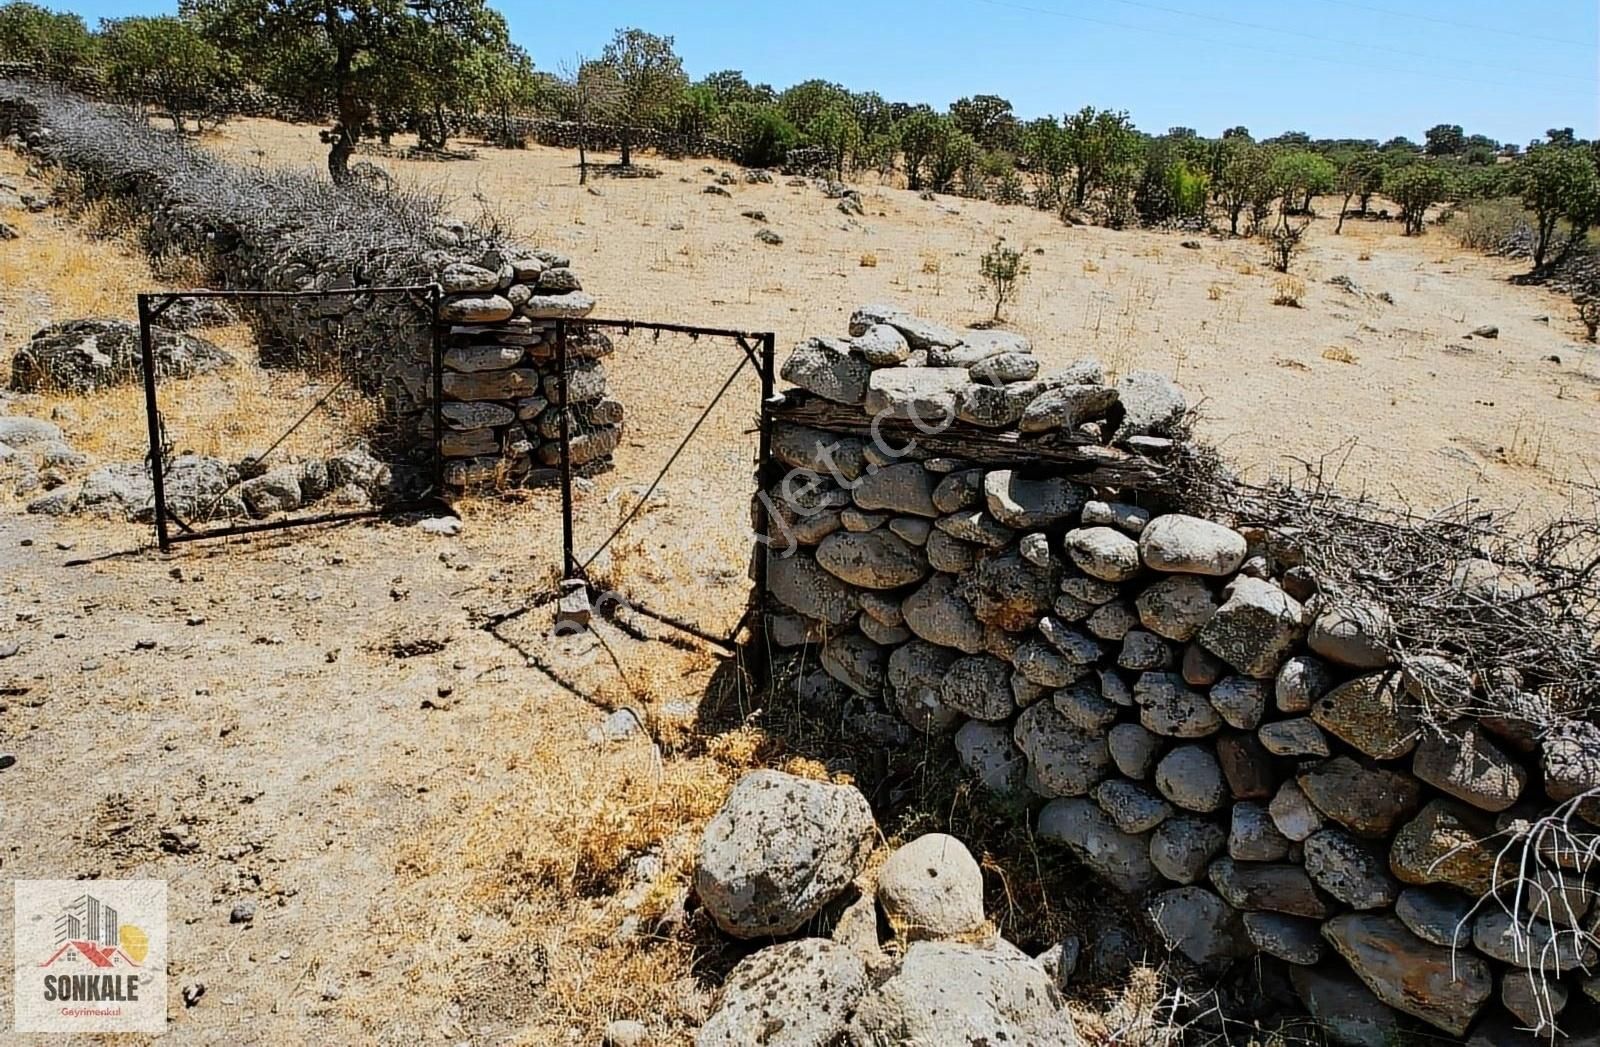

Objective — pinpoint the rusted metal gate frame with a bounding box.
[552,317,777,663]
[137,284,445,551]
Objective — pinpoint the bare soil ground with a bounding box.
[2,122,1598,1045]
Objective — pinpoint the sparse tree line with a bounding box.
[2,1,1596,272]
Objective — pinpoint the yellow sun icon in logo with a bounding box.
[120,924,149,964]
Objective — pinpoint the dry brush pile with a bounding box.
[743,303,1600,1045]
[0,80,622,500]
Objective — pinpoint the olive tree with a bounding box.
[0,2,97,83]
[1510,143,1600,270]
[806,101,861,182]
[597,27,687,167]
[100,15,234,132]
[1385,162,1452,235]
[1062,105,1139,209]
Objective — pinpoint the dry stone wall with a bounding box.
[0,81,621,495]
[760,304,1600,1044]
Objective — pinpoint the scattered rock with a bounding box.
[695,771,877,938]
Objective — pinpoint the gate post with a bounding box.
[138,293,172,553]
[556,319,577,581]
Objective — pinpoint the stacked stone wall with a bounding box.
[759,303,1600,1044]
[0,82,620,493]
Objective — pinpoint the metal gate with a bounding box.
[548,318,777,662]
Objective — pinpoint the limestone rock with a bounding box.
[885,641,960,733]
[768,552,859,624]
[940,654,1014,721]
[1308,601,1395,669]
[1311,672,1419,759]
[846,940,1081,1046]
[1136,672,1222,738]
[1394,887,1473,947]
[1138,515,1246,576]
[1390,799,1507,895]
[956,720,1027,794]
[901,574,985,654]
[1082,499,1151,534]
[963,551,1056,631]
[1473,909,1598,973]
[1064,527,1142,583]
[1018,385,1120,433]
[696,938,867,1047]
[1108,723,1161,779]
[853,323,910,366]
[1154,744,1228,813]
[1147,887,1249,966]
[1209,859,1330,918]
[852,462,938,517]
[782,336,872,405]
[1275,654,1335,714]
[1229,802,1290,861]
[1242,913,1325,965]
[877,834,986,941]
[1114,371,1187,441]
[863,367,967,421]
[1208,676,1267,731]
[1259,718,1330,757]
[816,531,930,589]
[1268,780,1324,841]
[982,470,1086,529]
[1093,779,1172,834]
[1303,829,1398,910]
[1411,723,1527,812]
[1134,575,1217,641]
[821,631,887,697]
[1196,577,1305,679]
[696,771,877,938]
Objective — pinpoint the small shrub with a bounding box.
[1266,215,1311,273]
[1357,249,1372,261]
[1321,344,1358,363]
[1207,284,1223,301]
[1082,258,1100,273]
[920,251,942,275]
[1272,276,1306,307]
[979,237,1030,321]
[859,251,878,268]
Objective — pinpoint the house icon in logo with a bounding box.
[40,894,144,968]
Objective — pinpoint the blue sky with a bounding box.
[53,0,1600,143]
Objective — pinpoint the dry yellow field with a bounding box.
[209,118,1600,521]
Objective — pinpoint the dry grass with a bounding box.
[1271,276,1306,307]
[1321,345,1359,365]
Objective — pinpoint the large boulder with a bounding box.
[696,771,877,938]
[846,940,1082,1045]
[902,574,985,653]
[1389,799,1507,895]
[9,318,233,393]
[1113,371,1187,441]
[862,367,967,421]
[696,938,868,1047]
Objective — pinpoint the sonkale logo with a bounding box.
[14,880,167,1033]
